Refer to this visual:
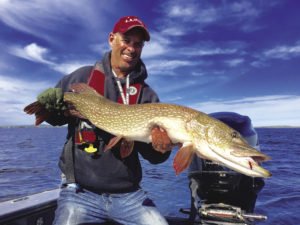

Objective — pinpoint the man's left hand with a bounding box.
[151,126,176,153]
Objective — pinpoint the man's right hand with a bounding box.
[37,88,67,112]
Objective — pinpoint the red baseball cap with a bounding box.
[112,16,150,41]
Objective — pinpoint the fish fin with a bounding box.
[24,101,41,115]
[105,137,134,158]
[69,83,102,96]
[104,136,123,151]
[173,144,194,175]
[24,101,50,126]
[119,140,134,158]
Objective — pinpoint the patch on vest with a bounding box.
[128,86,138,95]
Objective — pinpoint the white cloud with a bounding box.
[0,75,52,126]
[89,43,111,56]
[146,59,196,75]
[52,61,91,74]
[177,41,247,58]
[161,27,187,36]
[168,4,198,18]
[252,40,300,67]
[2,74,299,127]
[144,32,243,64]
[0,0,297,128]
[225,58,244,67]
[263,41,300,60]
[229,1,260,18]
[191,95,300,127]
[9,43,54,65]
[250,60,268,68]
[143,41,168,58]
[0,0,113,42]
[142,33,171,58]
[166,1,218,23]
[155,80,198,96]
[159,0,269,35]
[9,42,90,74]
[186,48,238,56]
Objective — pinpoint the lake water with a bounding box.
[0,127,299,224]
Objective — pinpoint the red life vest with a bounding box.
[75,66,143,145]
[88,66,143,104]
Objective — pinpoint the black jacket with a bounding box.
[47,52,170,193]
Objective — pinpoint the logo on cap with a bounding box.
[113,16,150,41]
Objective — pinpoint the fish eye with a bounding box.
[231,131,238,138]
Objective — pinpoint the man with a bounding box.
[31,16,172,225]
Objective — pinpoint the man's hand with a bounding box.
[151,126,177,153]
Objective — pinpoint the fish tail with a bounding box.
[24,101,50,126]
[24,101,41,115]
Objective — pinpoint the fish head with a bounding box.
[190,115,272,178]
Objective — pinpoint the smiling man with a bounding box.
[109,21,148,77]
[31,16,172,225]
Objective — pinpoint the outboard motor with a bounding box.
[187,112,267,225]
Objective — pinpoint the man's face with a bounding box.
[109,28,145,74]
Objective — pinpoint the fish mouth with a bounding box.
[210,145,272,178]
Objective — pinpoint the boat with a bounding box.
[0,187,187,225]
[0,180,267,225]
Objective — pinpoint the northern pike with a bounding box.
[24,83,271,177]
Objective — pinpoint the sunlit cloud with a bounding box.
[8,42,90,74]
[143,41,169,58]
[9,43,54,65]
[52,61,91,74]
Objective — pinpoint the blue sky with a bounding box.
[0,0,300,127]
